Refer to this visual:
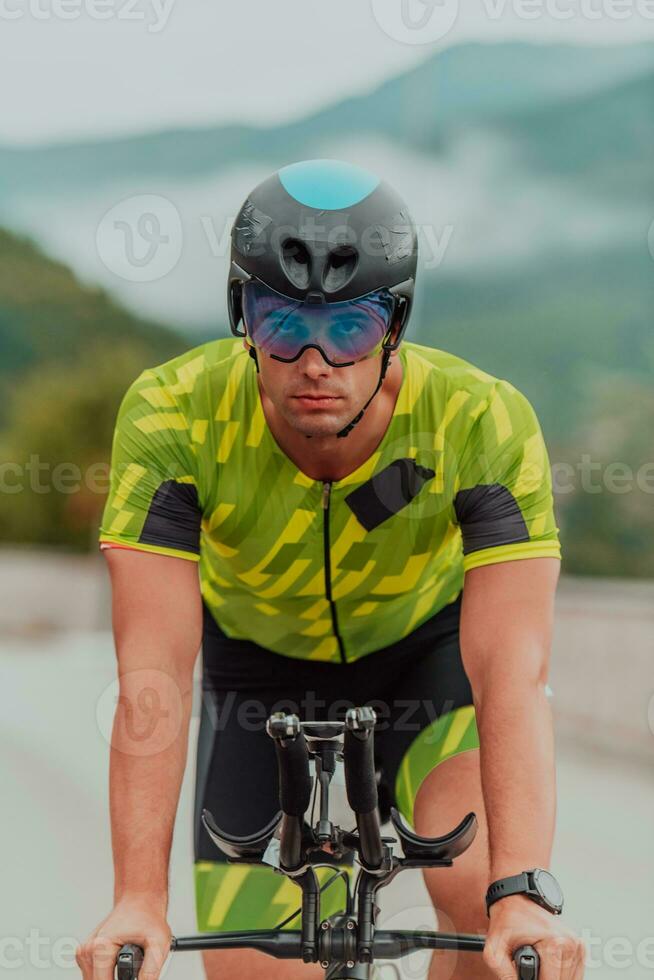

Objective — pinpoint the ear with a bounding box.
[388,316,403,349]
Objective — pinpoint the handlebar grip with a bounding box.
[116,944,144,980]
[274,730,312,816]
[343,727,378,815]
[514,944,539,979]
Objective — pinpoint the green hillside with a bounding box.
[0,227,182,393]
[494,71,654,196]
[414,243,654,440]
[0,228,186,549]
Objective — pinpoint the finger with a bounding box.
[537,934,585,980]
[571,936,587,979]
[90,935,120,980]
[75,943,92,980]
[140,939,170,980]
[483,933,520,980]
[76,925,102,979]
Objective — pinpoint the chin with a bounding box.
[286,406,346,439]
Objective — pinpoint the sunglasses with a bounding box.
[240,279,399,368]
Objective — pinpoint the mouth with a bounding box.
[292,394,342,409]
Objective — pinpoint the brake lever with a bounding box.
[116,943,143,980]
[514,944,539,979]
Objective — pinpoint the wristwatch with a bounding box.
[486,869,564,916]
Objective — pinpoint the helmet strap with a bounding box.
[335,347,393,439]
[246,341,260,374]
[245,336,394,440]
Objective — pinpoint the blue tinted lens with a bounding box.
[242,281,395,364]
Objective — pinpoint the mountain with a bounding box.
[0,41,652,194]
[0,40,651,424]
[492,70,654,196]
[413,243,654,441]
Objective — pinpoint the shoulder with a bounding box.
[401,341,541,447]
[403,340,500,395]
[117,337,243,417]
[403,340,534,412]
[134,336,242,394]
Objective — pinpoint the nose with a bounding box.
[297,346,332,376]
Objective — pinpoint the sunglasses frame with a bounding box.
[228,262,413,369]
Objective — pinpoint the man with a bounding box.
[77,160,584,979]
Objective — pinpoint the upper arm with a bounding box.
[106,548,203,676]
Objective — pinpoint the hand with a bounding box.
[484,895,585,979]
[75,894,171,980]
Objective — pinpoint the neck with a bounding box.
[258,354,403,483]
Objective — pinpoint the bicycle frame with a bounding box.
[116,708,540,980]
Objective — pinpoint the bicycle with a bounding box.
[116,706,540,979]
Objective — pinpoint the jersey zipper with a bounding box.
[322,481,346,664]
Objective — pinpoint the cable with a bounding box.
[309,770,319,828]
[272,867,351,931]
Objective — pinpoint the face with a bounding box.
[248,326,400,439]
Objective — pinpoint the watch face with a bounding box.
[533,870,564,910]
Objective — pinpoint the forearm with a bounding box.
[109,640,196,909]
[475,666,556,883]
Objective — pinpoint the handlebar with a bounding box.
[116,707,541,978]
[116,937,539,977]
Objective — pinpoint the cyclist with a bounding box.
[77,160,584,980]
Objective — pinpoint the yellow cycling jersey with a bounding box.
[99,338,561,662]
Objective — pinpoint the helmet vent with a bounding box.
[281,238,311,289]
[323,246,358,293]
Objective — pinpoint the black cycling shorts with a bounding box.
[193,592,478,932]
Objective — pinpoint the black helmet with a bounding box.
[228,159,418,438]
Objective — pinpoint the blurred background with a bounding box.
[1,2,652,977]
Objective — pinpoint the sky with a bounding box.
[1,0,653,145]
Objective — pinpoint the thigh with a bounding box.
[415,750,490,932]
[375,627,479,827]
[194,673,356,933]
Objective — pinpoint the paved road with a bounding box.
[1,632,652,978]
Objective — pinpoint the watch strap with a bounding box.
[486,872,532,913]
